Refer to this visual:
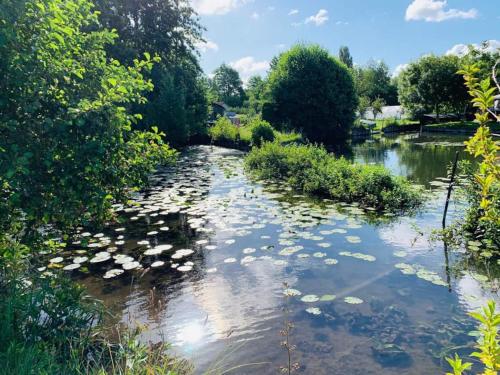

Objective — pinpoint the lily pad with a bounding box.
[306,307,322,315]
[301,295,320,303]
[344,296,363,304]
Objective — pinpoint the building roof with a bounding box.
[212,102,229,111]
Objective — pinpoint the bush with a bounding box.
[244,142,422,212]
[250,120,275,146]
[208,117,240,144]
[264,44,357,144]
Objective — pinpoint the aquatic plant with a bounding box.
[280,282,300,374]
[446,300,500,375]
[244,142,423,212]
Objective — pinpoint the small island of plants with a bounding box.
[245,142,423,212]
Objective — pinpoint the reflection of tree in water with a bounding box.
[350,137,397,165]
[396,137,473,186]
[351,134,474,187]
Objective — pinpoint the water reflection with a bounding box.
[68,135,490,374]
[351,133,474,187]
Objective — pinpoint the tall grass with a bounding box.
[0,256,192,375]
[245,142,423,212]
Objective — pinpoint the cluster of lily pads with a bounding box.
[283,287,364,315]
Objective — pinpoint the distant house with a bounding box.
[209,102,241,126]
[211,102,229,122]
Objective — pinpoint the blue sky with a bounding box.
[191,0,499,81]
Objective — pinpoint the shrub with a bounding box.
[244,142,422,212]
[208,117,240,144]
[251,120,275,146]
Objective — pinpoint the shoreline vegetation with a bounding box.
[244,142,423,213]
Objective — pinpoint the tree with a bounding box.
[94,0,208,145]
[264,44,357,143]
[398,55,469,119]
[371,97,386,120]
[245,75,268,115]
[358,96,371,119]
[339,46,353,68]
[211,64,246,108]
[353,60,398,105]
[0,0,175,235]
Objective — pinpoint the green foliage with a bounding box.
[0,259,191,374]
[446,62,500,252]
[264,44,357,144]
[245,142,423,212]
[250,120,275,147]
[398,55,469,119]
[94,0,208,145]
[0,0,176,233]
[446,301,500,375]
[353,60,398,105]
[358,96,372,119]
[371,97,386,120]
[211,64,246,108]
[245,75,268,116]
[339,46,353,68]
[208,117,240,144]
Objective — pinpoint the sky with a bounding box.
[190,0,499,82]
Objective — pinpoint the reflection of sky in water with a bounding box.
[75,137,490,374]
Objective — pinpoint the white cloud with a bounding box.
[446,39,500,56]
[194,39,219,53]
[229,56,270,82]
[191,0,251,15]
[276,43,286,50]
[405,0,478,22]
[392,64,409,78]
[251,11,259,19]
[305,9,329,26]
[288,9,299,16]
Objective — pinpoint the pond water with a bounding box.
[64,132,495,374]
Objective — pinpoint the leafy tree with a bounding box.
[353,60,398,105]
[264,44,357,144]
[245,75,268,115]
[371,97,386,120]
[339,46,353,68]
[0,0,175,235]
[358,96,371,119]
[211,64,246,108]
[398,55,469,119]
[94,0,208,145]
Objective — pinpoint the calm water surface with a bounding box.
[72,132,495,374]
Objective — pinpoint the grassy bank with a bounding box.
[208,117,302,149]
[423,121,500,133]
[245,142,423,212]
[0,255,191,375]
